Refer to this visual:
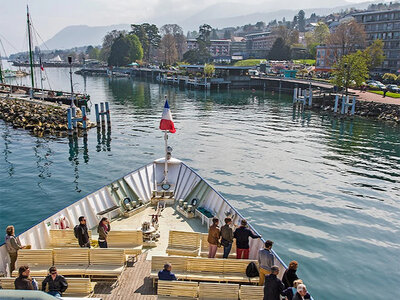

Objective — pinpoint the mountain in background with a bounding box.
[41,24,130,50]
[41,1,373,50]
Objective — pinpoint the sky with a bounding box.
[0,0,380,56]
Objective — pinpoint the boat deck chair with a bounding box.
[85,248,125,279]
[13,249,53,277]
[198,282,239,299]
[166,231,200,257]
[157,280,198,299]
[53,248,89,276]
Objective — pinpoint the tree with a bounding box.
[328,19,366,56]
[159,34,178,65]
[268,37,291,60]
[204,64,215,77]
[255,21,265,30]
[331,50,368,95]
[290,30,299,45]
[382,73,397,83]
[108,34,143,66]
[100,30,124,62]
[131,23,161,61]
[160,24,186,60]
[313,22,330,44]
[198,24,212,43]
[86,46,100,59]
[223,30,232,39]
[272,25,291,45]
[183,49,200,64]
[298,10,306,32]
[363,39,385,71]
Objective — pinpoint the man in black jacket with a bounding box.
[42,266,68,297]
[76,216,90,247]
[14,265,34,290]
[263,265,284,300]
[233,219,261,259]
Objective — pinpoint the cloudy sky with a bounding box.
[0,0,376,55]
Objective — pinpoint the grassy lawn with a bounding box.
[293,59,316,65]
[234,59,264,66]
[368,90,400,98]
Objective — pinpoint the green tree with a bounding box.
[108,34,143,66]
[183,49,200,64]
[268,37,291,60]
[100,30,125,62]
[331,50,368,95]
[298,10,306,32]
[363,39,385,71]
[86,46,100,59]
[131,23,161,61]
[204,64,215,77]
[382,73,397,83]
[313,22,330,44]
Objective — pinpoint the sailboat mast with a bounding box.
[27,5,35,90]
[0,60,3,84]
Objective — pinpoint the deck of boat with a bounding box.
[93,205,208,299]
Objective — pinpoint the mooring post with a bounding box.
[341,96,346,115]
[333,95,339,113]
[100,102,105,125]
[351,97,356,115]
[71,106,77,130]
[105,101,111,126]
[293,88,297,103]
[94,103,100,127]
[81,106,87,133]
[308,88,313,106]
[67,108,73,135]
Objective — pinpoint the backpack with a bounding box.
[73,225,80,239]
[246,262,259,278]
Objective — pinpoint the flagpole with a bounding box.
[163,130,168,184]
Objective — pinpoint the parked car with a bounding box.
[386,84,400,93]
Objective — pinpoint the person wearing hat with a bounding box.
[233,219,261,259]
[263,265,284,300]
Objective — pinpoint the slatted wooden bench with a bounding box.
[166,231,201,257]
[186,257,225,282]
[157,280,198,299]
[150,256,188,286]
[200,233,237,258]
[107,230,143,258]
[13,249,53,277]
[239,285,264,300]
[198,282,239,299]
[223,259,259,284]
[85,248,125,278]
[49,229,92,248]
[0,277,96,297]
[53,248,89,276]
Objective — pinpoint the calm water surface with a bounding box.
[1,64,399,299]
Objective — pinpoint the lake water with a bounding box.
[1,63,399,299]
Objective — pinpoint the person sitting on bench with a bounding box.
[158,263,177,281]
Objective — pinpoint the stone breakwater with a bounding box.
[0,97,95,136]
[310,95,400,124]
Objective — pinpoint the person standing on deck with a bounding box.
[75,216,90,248]
[220,218,234,258]
[158,263,177,280]
[207,217,220,258]
[263,265,284,300]
[97,217,110,248]
[5,225,30,275]
[42,267,68,297]
[258,240,274,286]
[234,219,261,259]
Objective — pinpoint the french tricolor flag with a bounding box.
[159,99,176,133]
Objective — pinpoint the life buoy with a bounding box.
[59,216,70,229]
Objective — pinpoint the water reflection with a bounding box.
[96,127,111,152]
[33,138,53,187]
[68,135,89,192]
[1,124,14,177]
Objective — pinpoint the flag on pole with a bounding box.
[159,99,176,133]
[40,64,44,71]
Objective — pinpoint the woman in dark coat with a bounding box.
[282,260,299,288]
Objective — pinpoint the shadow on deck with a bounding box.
[93,253,157,299]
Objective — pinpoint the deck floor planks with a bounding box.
[93,253,156,299]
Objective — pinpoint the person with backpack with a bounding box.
[263,265,284,300]
[97,217,110,248]
[74,216,90,248]
[258,240,274,286]
[220,218,234,258]
[234,219,261,259]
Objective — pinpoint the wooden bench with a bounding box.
[85,248,125,278]
[150,256,188,286]
[186,257,225,282]
[13,249,53,277]
[157,280,198,299]
[223,259,259,284]
[166,231,201,257]
[49,229,92,248]
[198,282,239,299]
[200,233,237,258]
[107,230,143,257]
[53,248,89,276]
[239,285,264,300]
[0,277,95,297]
